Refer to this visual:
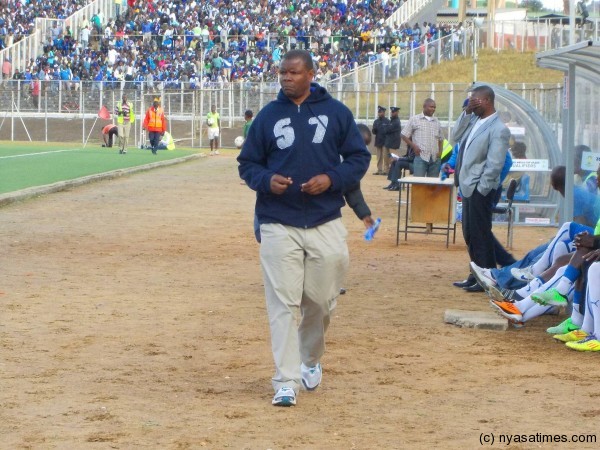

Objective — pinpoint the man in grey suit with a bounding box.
[452,85,511,287]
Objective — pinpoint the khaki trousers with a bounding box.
[260,219,349,393]
[118,121,132,151]
[375,145,389,173]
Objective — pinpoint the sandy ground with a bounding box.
[1,151,599,450]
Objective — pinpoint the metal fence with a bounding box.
[0,81,563,144]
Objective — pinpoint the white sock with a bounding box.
[516,277,544,299]
[571,292,585,328]
[554,276,575,297]
[522,302,556,322]
[530,223,573,274]
[584,263,600,336]
[515,267,566,315]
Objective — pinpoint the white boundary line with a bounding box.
[0,148,82,160]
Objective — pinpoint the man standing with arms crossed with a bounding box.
[452,85,511,280]
[114,93,134,154]
[238,50,370,407]
[401,98,444,177]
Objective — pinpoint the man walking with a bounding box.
[372,106,390,175]
[401,98,444,177]
[114,93,134,154]
[452,85,511,277]
[237,50,370,407]
[142,97,167,155]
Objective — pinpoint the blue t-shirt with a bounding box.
[574,185,600,227]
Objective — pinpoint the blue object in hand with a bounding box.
[364,218,381,241]
[440,163,450,181]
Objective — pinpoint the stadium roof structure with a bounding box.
[526,13,571,23]
[536,40,600,222]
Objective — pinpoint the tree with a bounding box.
[520,0,544,12]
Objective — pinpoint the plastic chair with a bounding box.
[493,178,518,248]
[502,173,530,203]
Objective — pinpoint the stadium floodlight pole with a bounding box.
[473,23,478,83]
[472,17,484,84]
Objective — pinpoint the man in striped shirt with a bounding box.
[114,93,135,154]
[401,98,444,177]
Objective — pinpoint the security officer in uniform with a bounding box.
[372,106,390,175]
[384,106,402,163]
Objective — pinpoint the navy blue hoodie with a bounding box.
[237,83,371,229]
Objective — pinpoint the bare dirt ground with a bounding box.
[1,151,599,449]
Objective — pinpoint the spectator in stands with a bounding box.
[31,74,40,108]
[2,56,11,86]
[2,0,470,92]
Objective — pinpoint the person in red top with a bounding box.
[31,75,40,108]
[101,124,118,147]
[142,97,167,155]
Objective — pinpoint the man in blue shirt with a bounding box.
[238,50,370,407]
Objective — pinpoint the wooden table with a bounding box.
[396,176,457,248]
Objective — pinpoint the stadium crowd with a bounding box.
[2,0,468,92]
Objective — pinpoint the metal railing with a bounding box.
[0,80,563,138]
[387,0,434,28]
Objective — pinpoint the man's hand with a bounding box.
[362,215,375,229]
[270,174,293,194]
[301,174,332,195]
[574,231,594,249]
[584,249,600,262]
[465,97,482,114]
[412,145,421,156]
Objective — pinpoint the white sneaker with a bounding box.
[210,151,215,156]
[214,150,220,155]
[301,362,322,391]
[272,386,296,406]
[469,261,497,294]
[510,266,535,281]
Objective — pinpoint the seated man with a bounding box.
[471,221,588,294]
[510,164,600,280]
[157,131,175,150]
[489,230,599,330]
[383,146,414,191]
[561,260,600,351]
[141,131,175,151]
[470,164,600,292]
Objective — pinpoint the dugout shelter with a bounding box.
[537,40,600,224]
